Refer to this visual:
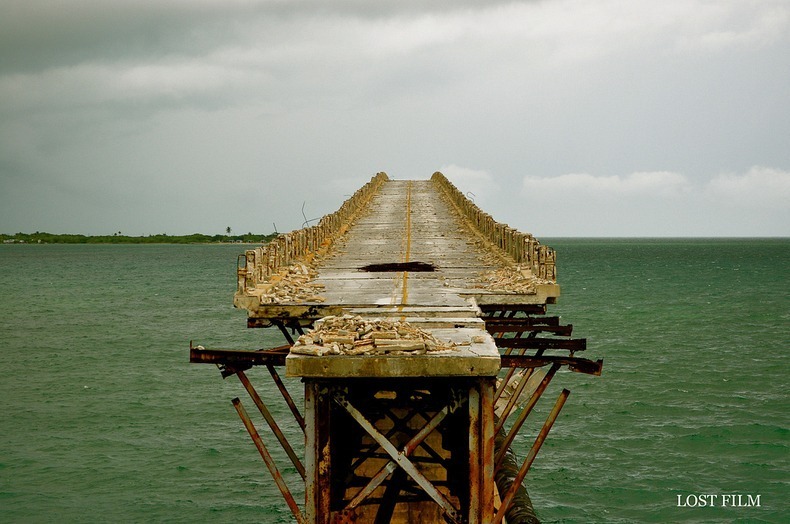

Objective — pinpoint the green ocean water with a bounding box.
[1,240,787,523]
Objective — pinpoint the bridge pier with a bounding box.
[302,377,495,524]
[190,172,602,522]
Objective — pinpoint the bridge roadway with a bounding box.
[318,179,483,315]
[315,179,554,318]
[236,176,560,326]
[192,173,599,524]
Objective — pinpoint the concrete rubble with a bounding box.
[475,265,553,294]
[290,314,462,356]
[256,262,326,304]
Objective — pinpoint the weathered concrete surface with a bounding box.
[241,178,559,321]
[318,180,515,309]
[286,328,501,378]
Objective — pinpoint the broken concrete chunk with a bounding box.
[371,331,397,340]
[291,344,332,356]
[290,316,457,356]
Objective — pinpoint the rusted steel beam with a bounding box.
[346,405,449,481]
[494,364,559,471]
[493,336,586,351]
[236,371,305,480]
[305,383,331,523]
[266,363,306,434]
[486,322,573,336]
[494,368,536,435]
[479,304,547,316]
[347,461,398,511]
[494,329,537,404]
[480,379,496,523]
[486,316,561,327]
[494,361,517,404]
[273,320,296,345]
[345,397,455,512]
[248,318,311,331]
[501,354,603,375]
[490,327,525,405]
[246,317,274,328]
[231,398,305,524]
[468,385,481,523]
[188,345,289,367]
[374,469,408,524]
[494,345,530,404]
[346,386,463,493]
[494,389,571,524]
[467,379,496,524]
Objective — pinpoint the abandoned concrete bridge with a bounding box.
[190,172,602,523]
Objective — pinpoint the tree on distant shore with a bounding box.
[226,226,232,235]
[1,231,278,244]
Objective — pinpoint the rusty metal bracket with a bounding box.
[494,332,539,404]
[494,363,560,471]
[236,370,305,480]
[232,398,305,524]
[493,336,587,352]
[485,317,572,336]
[273,319,296,345]
[479,304,547,317]
[501,354,603,375]
[189,344,289,368]
[495,368,537,432]
[493,389,570,524]
[266,363,306,434]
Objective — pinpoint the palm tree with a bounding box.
[226,226,232,236]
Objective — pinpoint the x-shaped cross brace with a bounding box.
[332,387,465,524]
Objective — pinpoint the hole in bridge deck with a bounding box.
[359,261,437,272]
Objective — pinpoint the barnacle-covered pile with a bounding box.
[290,315,459,356]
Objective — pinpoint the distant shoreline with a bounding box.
[1,232,277,245]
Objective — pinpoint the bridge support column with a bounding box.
[301,377,495,524]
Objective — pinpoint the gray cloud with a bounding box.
[1,0,788,236]
[518,167,790,236]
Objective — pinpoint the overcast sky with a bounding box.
[1,0,788,237]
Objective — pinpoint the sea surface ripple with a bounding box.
[0,240,787,523]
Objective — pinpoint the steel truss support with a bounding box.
[303,379,496,524]
[190,300,602,522]
[233,397,305,524]
[236,370,305,479]
[494,389,570,523]
[482,304,603,522]
[333,386,463,523]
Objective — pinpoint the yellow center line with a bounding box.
[398,182,412,313]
